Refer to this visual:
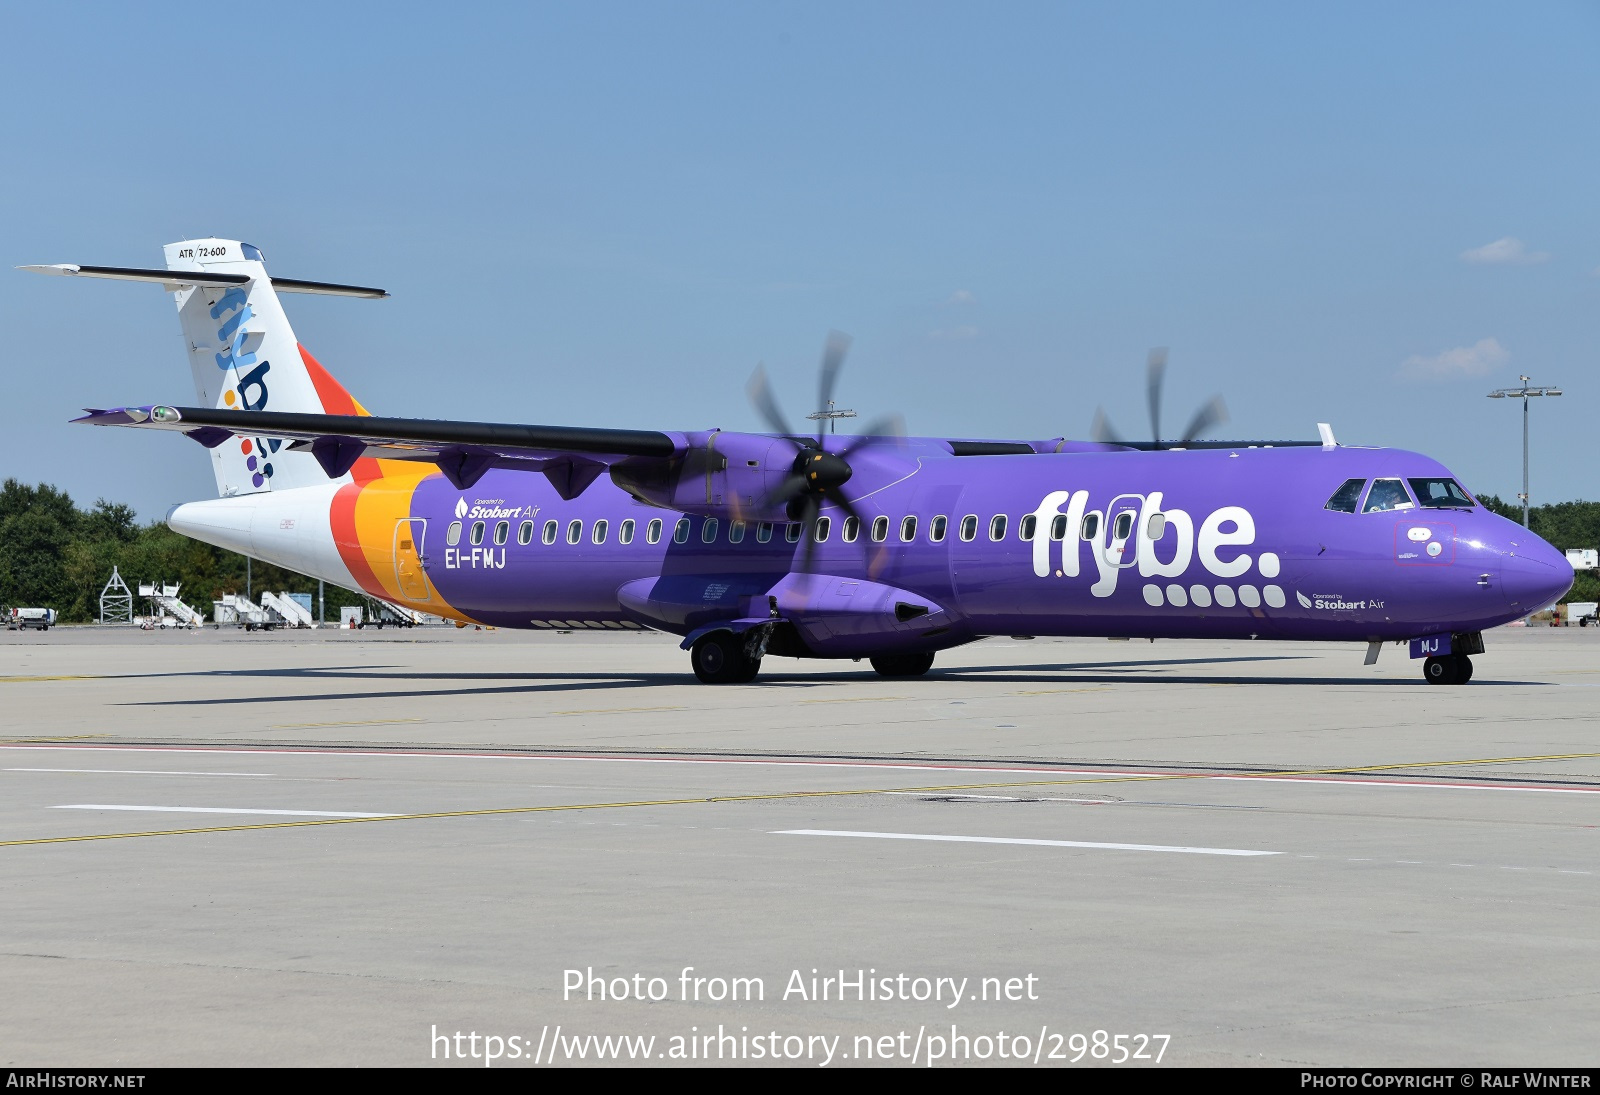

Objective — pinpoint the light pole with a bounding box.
[1487,375,1563,528]
[806,401,857,435]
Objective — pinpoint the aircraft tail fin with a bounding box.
[23,239,385,497]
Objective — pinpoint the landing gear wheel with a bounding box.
[869,652,936,678]
[690,632,760,684]
[1423,654,1472,685]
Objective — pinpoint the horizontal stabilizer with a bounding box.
[19,264,387,298]
[21,263,247,288]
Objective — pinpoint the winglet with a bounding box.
[1317,422,1337,450]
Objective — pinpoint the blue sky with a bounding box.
[2,2,1596,518]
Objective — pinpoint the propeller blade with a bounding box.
[759,471,810,513]
[1179,395,1229,444]
[794,495,822,575]
[816,330,852,443]
[746,363,799,439]
[1090,406,1124,445]
[837,414,907,460]
[1145,347,1168,448]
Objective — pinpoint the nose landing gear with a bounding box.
[1423,654,1474,685]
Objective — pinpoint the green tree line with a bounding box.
[1476,494,1600,603]
[0,479,367,622]
[2,479,1597,622]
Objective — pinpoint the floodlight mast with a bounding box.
[1487,375,1563,528]
[805,401,857,435]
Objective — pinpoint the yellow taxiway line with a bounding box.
[2,750,1596,850]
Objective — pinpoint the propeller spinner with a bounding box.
[746,332,903,571]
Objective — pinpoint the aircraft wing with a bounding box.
[73,405,683,496]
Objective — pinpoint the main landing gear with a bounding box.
[688,634,939,683]
[1423,654,1474,685]
[870,652,936,678]
[690,632,762,684]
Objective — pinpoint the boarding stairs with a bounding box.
[138,583,206,628]
[260,590,317,629]
[363,596,426,628]
[213,594,272,629]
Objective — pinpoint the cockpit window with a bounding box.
[1361,478,1415,513]
[1325,478,1365,513]
[1407,478,1475,510]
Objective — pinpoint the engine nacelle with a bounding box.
[609,430,796,520]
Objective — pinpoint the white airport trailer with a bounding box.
[1566,548,1598,571]
[7,607,57,631]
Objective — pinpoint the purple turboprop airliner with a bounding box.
[32,239,1573,685]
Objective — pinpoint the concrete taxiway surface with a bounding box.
[1,626,1596,1066]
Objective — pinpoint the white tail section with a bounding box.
[166,238,335,497]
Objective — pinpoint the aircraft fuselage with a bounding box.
[168,443,1569,655]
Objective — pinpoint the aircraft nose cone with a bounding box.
[1501,535,1572,614]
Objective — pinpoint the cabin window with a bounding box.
[592,519,608,544]
[1080,512,1101,541]
[1019,514,1037,540]
[1408,478,1475,510]
[930,515,948,542]
[619,518,635,544]
[1325,478,1366,513]
[493,521,509,546]
[900,515,918,542]
[446,521,462,547]
[786,523,802,543]
[871,516,889,542]
[814,516,831,542]
[702,518,720,543]
[1050,514,1068,541]
[517,521,534,545]
[989,515,1007,541]
[470,521,486,546]
[542,520,559,545]
[756,522,773,543]
[729,520,746,544]
[647,518,663,544]
[673,518,691,544]
[960,515,978,542]
[1145,513,1166,540]
[1362,478,1414,513]
[566,519,583,544]
[1112,511,1135,541]
[840,516,859,542]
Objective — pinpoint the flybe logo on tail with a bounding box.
[209,285,278,489]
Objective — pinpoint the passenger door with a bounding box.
[394,518,432,602]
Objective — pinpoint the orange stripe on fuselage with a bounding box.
[302,344,475,623]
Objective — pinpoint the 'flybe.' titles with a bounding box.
[1027,490,1289,610]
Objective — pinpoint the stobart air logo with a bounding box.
[209,285,277,488]
[445,498,537,572]
[456,497,527,521]
[1028,490,1292,612]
